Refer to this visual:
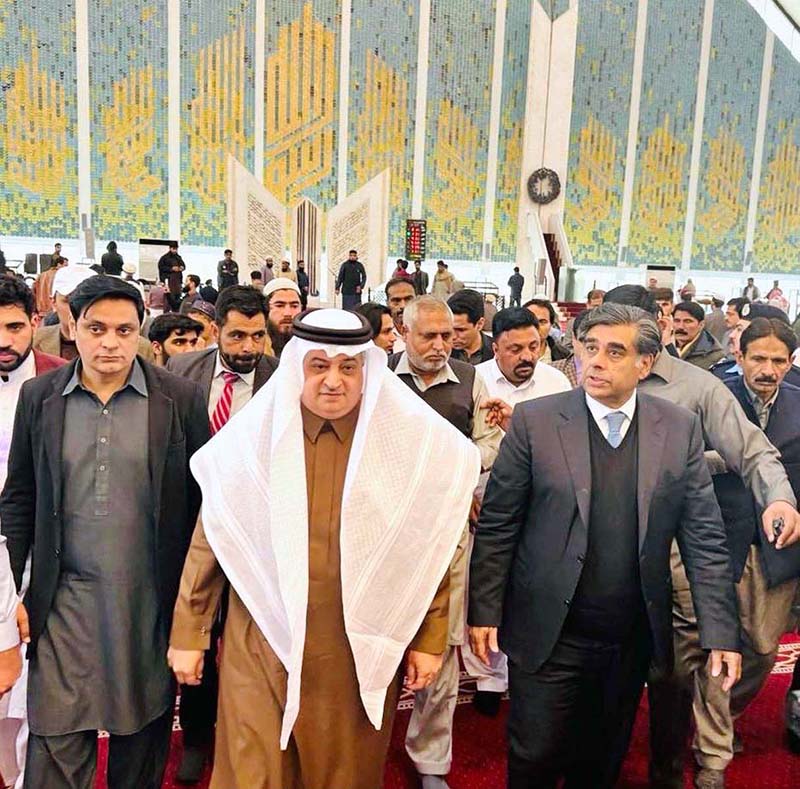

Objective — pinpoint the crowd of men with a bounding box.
[0,258,798,789]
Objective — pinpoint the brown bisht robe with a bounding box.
[171,405,450,788]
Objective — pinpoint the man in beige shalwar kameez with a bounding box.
[168,309,480,788]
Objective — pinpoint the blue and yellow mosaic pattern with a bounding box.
[180,0,255,246]
[692,0,762,271]
[423,0,494,260]
[753,40,800,273]
[491,0,530,262]
[348,0,418,248]
[626,0,704,267]
[90,0,168,242]
[0,0,78,238]
[564,0,637,266]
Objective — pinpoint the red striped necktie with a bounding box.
[210,371,240,434]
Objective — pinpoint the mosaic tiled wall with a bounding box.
[691,0,762,271]
[0,0,78,238]
[90,0,168,242]
[263,0,340,212]
[626,0,704,267]
[752,40,800,272]
[347,0,418,248]
[422,0,494,260]
[180,0,255,246]
[564,0,637,265]
[491,0,531,261]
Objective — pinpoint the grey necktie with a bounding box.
[605,411,626,448]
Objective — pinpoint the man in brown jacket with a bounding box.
[168,309,479,789]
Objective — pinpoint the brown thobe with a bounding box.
[171,405,450,789]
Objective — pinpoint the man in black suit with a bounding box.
[165,284,277,782]
[0,276,209,788]
[469,303,741,789]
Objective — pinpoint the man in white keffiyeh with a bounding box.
[167,309,480,789]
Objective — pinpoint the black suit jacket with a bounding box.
[164,347,278,403]
[468,387,739,673]
[0,359,211,654]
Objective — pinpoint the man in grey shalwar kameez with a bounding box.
[0,276,209,788]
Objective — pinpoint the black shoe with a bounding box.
[472,689,502,717]
[176,744,208,784]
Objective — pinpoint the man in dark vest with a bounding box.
[388,295,501,789]
[469,303,741,789]
[686,317,800,786]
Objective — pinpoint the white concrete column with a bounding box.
[75,0,92,235]
[617,0,648,265]
[482,0,507,259]
[337,0,352,201]
[167,0,181,240]
[410,0,431,217]
[681,0,715,270]
[254,0,266,181]
[744,30,774,267]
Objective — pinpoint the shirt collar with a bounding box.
[584,389,637,425]
[62,357,148,398]
[744,380,779,411]
[214,350,256,386]
[0,351,36,387]
[301,402,360,443]
[394,351,459,390]
[483,357,537,393]
[648,350,673,383]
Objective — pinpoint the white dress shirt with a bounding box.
[208,352,256,420]
[0,352,35,652]
[584,389,637,443]
[474,358,571,408]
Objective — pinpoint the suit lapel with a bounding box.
[200,350,216,403]
[145,367,173,521]
[42,387,67,511]
[636,396,667,551]
[253,357,274,394]
[556,390,592,529]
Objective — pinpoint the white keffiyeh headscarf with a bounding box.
[191,309,480,748]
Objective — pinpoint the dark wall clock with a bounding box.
[527,168,561,204]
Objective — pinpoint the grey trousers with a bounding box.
[23,707,172,789]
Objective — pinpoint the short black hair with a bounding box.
[727,296,749,314]
[603,285,659,318]
[187,274,201,288]
[448,289,485,325]
[0,277,35,318]
[224,248,232,254]
[740,317,798,357]
[651,287,674,303]
[148,313,204,345]
[385,277,416,297]
[250,271,263,281]
[492,307,539,340]
[586,288,605,301]
[349,249,358,254]
[513,266,520,272]
[68,275,144,322]
[711,297,724,308]
[572,308,592,338]
[523,298,557,324]
[355,302,391,340]
[215,285,268,327]
[673,301,705,322]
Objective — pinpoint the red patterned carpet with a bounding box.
[95,639,800,788]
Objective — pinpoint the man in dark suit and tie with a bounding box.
[165,285,277,781]
[468,303,741,789]
[0,276,209,787]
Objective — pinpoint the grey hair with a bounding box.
[577,303,662,356]
[402,295,453,330]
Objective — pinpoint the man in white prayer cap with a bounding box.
[167,308,480,788]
